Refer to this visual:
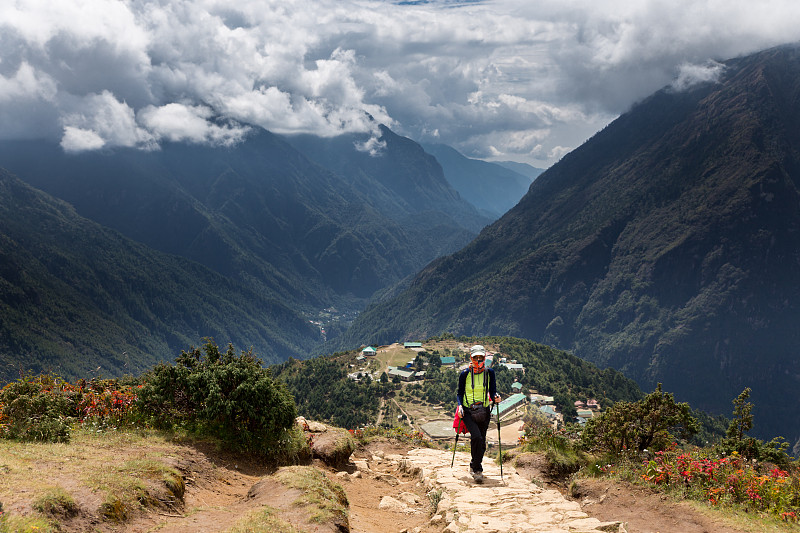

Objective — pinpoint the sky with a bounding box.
[2,0,800,168]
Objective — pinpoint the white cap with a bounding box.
[470,344,486,357]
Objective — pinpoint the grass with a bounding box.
[274,466,348,526]
[0,426,186,527]
[225,506,303,533]
[88,458,184,521]
[0,513,57,533]
[32,487,78,518]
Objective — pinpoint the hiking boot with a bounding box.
[472,470,484,483]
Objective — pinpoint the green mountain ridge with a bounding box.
[0,170,318,381]
[338,44,800,444]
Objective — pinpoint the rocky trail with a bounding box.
[123,439,749,533]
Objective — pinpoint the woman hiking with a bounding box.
[456,344,500,483]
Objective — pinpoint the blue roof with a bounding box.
[440,356,456,364]
[498,393,526,411]
[539,405,558,416]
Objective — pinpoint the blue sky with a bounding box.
[2,0,800,167]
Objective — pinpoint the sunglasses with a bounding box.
[471,356,485,362]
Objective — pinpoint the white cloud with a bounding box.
[138,103,250,145]
[61,126,105,152]
[2,0,800,165]
[60,91,156,151]
[671,61,726,91]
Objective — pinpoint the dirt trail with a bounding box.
[4,437,755,533]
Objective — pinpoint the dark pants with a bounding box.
[462,405,492,473]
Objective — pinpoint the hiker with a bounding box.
[456,344,500,483]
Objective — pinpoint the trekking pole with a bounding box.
[496,402,503,481]
[451,432,459,467]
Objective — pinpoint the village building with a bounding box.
[500,362,525,373]
[497,393,527,417]
[439,356,457,367]
[530,393,555,405]
[387,366,415,382]
[361,346,377,356]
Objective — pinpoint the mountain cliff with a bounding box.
[340,44,800,442]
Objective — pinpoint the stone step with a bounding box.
[390,448,626,533]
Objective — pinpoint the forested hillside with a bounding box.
[271,336,644,429]
[0,125,495,379]
[0,170,318,381]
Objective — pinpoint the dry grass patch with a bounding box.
[0,427,186,528]
[225,505,304,533]
[274,466,348,528]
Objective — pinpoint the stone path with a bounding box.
[381,448,626,533]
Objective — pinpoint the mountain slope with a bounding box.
[422,143,536,218]
[0,128,480,309]
[285,125,492,234]
[0,170,318,381]
[340,44,800,442]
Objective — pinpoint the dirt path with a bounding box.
[5,436,758,533]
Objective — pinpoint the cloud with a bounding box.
[138,103,250,145]
[670,61,726,91]
[60,91,156,151]
[2,0,800,165]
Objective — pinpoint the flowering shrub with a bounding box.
[0,374,140,442]
[637,449,800,521]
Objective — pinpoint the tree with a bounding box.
[380,372,388,383]
[717,387,790,464]
[582,383,698,454]
[726,387,753,442]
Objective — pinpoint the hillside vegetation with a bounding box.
[0,124,493,382]
[0,171,318,382]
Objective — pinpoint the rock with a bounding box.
[397,491,419,505]
[310,427,356,467]
[350,470,362,479]
[307,420,328,432]
[374,473,400,486]
[379,496,409,513]
[443,521,459,533]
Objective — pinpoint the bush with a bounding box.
[581,383,698,455]
[136,339,298,456]
[0,374,77,443]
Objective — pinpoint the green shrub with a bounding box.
[580,383,698,455]
[136,339,298,456]
[0,374,77,443]
[714,388,791,466]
